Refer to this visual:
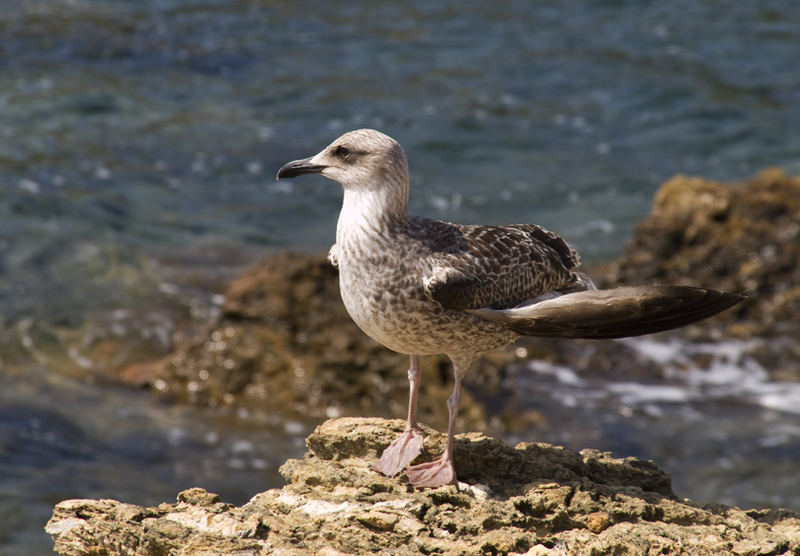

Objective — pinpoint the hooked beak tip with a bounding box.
[276,157,326,180]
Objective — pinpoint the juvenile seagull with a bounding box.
[276,129,743,488]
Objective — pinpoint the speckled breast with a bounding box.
[336,255,516,359]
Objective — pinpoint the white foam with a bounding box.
[526,337,800,416]
[606,382,690,404]
[527,360,583,385]
[620,338,800,415]
[753,384,800,414]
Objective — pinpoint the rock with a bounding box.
[125,169,800,423]
[605,168,800,379]
[46,418,800,556]
[608,168,800,333]
[131,251,517,432]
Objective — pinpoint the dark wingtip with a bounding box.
[495,285,749,340]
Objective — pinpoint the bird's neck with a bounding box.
[336,182,408,247]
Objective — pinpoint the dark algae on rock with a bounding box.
[126,169,800,422]
[607,168,800,381]
[47,418,800,555]
[609,168,800,339]
[132,251,504,432]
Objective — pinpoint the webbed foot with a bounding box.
[406,455,456,488]
[372,428,424,477]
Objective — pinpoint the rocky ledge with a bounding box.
[47,418,799,556]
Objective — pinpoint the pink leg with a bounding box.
[372,355,424,477]
[406,359,468,488]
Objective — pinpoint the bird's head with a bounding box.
[276,129,409,195]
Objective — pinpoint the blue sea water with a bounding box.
[1,1,800,552]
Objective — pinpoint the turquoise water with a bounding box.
[2,1,800,552]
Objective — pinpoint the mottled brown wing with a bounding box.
[419,220,581,311]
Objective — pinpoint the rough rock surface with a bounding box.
[47,418,800,556]
[609,168,800,333]
[129,251,519,432]
[606,168,800,380]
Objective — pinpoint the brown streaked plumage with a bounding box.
[276,128,744,489]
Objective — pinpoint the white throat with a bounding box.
[336,184,408,246]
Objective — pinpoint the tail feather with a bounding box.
[467,286,744,339]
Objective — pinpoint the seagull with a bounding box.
[276,129,743,488]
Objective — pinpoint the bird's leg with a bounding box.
[372,354,424,477]
[406,359,468,488]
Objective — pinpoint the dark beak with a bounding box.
[276,157,327,180]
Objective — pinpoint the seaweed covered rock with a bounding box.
[47,418,800,556]
[608,168,800,335]
[129,252,515,431]
[125,169,800,421]
[606,168,800,379]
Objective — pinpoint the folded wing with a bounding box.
[423,222,585,311]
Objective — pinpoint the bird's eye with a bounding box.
[333,145,351,159]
